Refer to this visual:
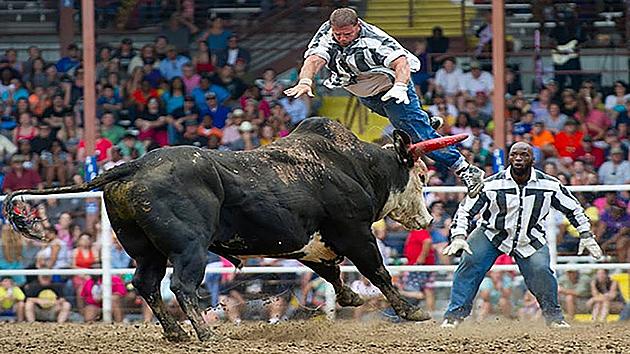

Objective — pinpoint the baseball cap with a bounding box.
[610,146,624,155]
[469,60,481,69]
[205,91,217,99]
[231,108,244,117]
[239,121,254,132]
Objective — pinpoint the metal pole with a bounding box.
[408,0,414,28]
[100,198,113,323]
[461,0,467,51]
[81,0,96,156]
[491,0,506,151]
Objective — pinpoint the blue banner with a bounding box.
[492,148,505,173]
[84,155,99,183]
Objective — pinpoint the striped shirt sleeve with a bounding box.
[450,191,489,238]
[304,21,332,63]
[550,184,591,234]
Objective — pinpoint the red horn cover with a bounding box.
[408,133,468,160]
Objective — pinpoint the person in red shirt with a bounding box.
[580,135,605,168]
[130,79,159,113]
[554,119,584,161]
[2,154,42,193]
[77,128,113,165]
[400,229,435,311]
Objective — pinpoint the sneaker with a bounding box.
[457,164,485,198]
[440,318,461,329]
[429,115,444,130]
[548,320,571,329]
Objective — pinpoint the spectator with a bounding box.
[279,95,308,126]
[410,39,430,93]
[459,61,493,97]
[35,227,71,271]
[575,93,611,141]
[505,67,523,97]
[80,274,127,322]
[2,78,29,107]
[598,147,630,185]
[2,154,42,193]
[135,97,168,147]
[201,92,229,129]
[530,121,556,156]
[596,201,630,261]
[604,81,630,118]
[426,26,449,70]
[56,44,80,74]
[197,114,223,142]
[159,46,190,81]
[191,41,214,75]
[24,275,71,323]
[401,229,435,311]
[117,132,145,161]
[588,269,626,322]
[229,121,260,151]
[167,95,198,143]
[96,85,122,118]
[202,17,233,51]
[100,112,126,145]
[428,94,458,122]
[255,68,284,102]
[77,127,114,165]
[41,139,71,187]
[554,119,584,161]
[160,12,199,55]
[12,111,37,145]
[41,94,71,134]
[0,277,25,322]
[216,34,251,70]
[175,120,207,147]
[450,112,472,136]
[538,102,568,134]
[28,85,50,117]
[111,233,132,268]
[127,44,159,75]
[22,45,42,76]
[464,98,491,128]
[161,77,186,114]
[462,119,492,150]
[130,79,159,113]
[531,88,553,121]
[181,63,200,95]
[558,269,591,320]
[113,38,136,73]
[212,65,247,104]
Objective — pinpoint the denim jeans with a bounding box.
[444,227,564,322]
[359,82,464,170]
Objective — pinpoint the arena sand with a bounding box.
[1,319,628,353]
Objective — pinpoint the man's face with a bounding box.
[332,23,360,47]
[228,37,238,49]
[471,68,481,79]
[508,143,534,173]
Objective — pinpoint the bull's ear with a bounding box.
[393,130,414,168]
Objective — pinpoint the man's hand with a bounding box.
[381,82,409,105]
[578,232,603,260]
[284,78,314,98]
[443,235,473,256]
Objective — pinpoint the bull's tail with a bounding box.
[3,161,137,240]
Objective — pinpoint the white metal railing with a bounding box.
[1,184,629,322]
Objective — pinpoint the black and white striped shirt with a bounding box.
[451,167,590,258]
[304,20,420,97]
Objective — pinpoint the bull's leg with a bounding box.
[170,246,213,342]
[299,261,364,307]
[133,255,189,342]
[342,238,431,322]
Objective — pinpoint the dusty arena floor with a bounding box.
[1,319,628,354]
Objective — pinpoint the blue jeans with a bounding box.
[444,228,564,323]
[359,82,464,170]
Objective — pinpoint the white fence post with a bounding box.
[100,198,113,323]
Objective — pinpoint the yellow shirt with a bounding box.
[0,286,25,310]
[563,206,599,237]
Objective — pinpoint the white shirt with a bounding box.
[459,71,494,96]
[428,103,458,118]
[434,67,463,96]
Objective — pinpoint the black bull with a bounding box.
[4,117,466,341]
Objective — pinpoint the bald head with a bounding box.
[509,142,533,155]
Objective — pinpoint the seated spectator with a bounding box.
[110,232,132,269]
[2,154,42,193]
[24,275,70,323]
[1,78,29,108]
[459,61,493,98]
[77,127,114,166]
[113,38,136,73]
[56,44,80,74]
[462,119,492,150]
[36,228,71,271]
[135,97,168,147]
[127,44,159,75]
[41,94,70,134]
[517,291,542,322]
[259,125,278,146]
[159,46,190,81]
[0,277,25,322]
[103,146,126,170]
[531,88,553,121]
[28,85,50,117]
[228,121,260,151]
[216,34,250,70]
[598,147,630,185]
[71,233,99,311]
[539,102,568,134]
[161,12,198,54]
[13,112,37,145]
[191,41,213,76]
[96,84,122,118]
[604,81,629,119]
[100,112,126,145]
[154,35,169,61]
[596,201,630,261]
[400,229,435,311]
[175,120,207,147]
[202,17,232,52]
[279,95,308,126]
[0,224,26,286]
[575,93,611,141]
[201,92,229,129]
[255,68,284,102]
[580,135,605,169]
[428,94,458,123]
[162,77,186,114]
[181,63,200,95]
[554,119,584,162]
[530,121,556,157]
[464,98,491,128]
[117,132,146,161]
[167,95,199,144]
[130,79,159,113]
[192,76,230,110]
[558,269,591,320]
[212,65,247,104]
[588,269,626,322]
[41,139,71,187]
[477,269,514,321]
[80,274,127,322]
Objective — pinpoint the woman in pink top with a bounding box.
[574,93,611,140]
[81,275,127,322]
[181,63,201,94]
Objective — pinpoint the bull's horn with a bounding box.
[409,133,468,160]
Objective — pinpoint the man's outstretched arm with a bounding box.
[284,55,327,98]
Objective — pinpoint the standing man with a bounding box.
[284,7,484,197]
[441,142,603,328]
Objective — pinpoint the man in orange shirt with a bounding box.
[554,119,584,161]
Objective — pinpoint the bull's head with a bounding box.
[381,130,467,230]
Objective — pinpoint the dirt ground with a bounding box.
[0,319,628,354]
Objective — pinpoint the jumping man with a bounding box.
[441,142,603,328]
[284,7,485,197]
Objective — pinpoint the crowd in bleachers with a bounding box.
[0,4,628,324]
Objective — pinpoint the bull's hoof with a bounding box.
[164,330,191,343]
[404,307,432,322]
[337,288,365,307]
